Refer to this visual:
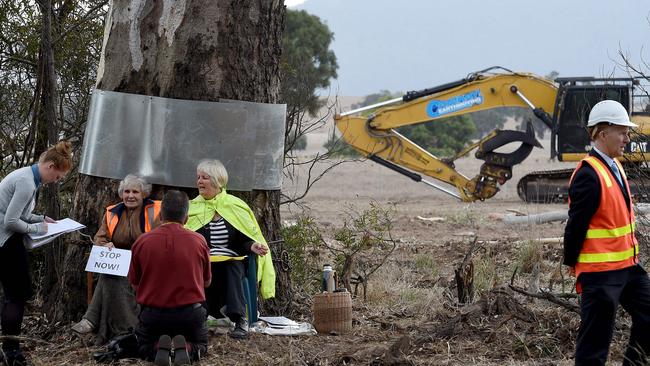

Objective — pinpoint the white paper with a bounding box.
[29,218,85,239]
[25,218,86,249]
[259,316,299,327]
[84,245,131,277]
[250,319,316,336]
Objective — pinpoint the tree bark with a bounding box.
[48,0,288,322]
[34,0,64,310]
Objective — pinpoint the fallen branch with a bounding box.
[513,237,563,246]
[508,284,580,313]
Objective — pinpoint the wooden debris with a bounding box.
[503,210,568,225]
[509,284,580,313]
[455,237,479,304]
[505,208,527,216]
[416,215,445,222]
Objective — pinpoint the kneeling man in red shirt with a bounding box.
[128,190,211,365]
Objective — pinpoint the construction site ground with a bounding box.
[30,138,644,365]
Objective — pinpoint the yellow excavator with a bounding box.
[334,66,650,203]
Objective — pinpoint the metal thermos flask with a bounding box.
[322,264,336,292]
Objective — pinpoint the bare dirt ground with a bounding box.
[27,138,640,365]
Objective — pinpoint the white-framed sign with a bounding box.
[84,245,131,277]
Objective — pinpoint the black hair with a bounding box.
[161,190,189,223]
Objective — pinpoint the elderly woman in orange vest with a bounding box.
[72,174,161,345]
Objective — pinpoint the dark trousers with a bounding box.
[0,234,32,353]
[206,260,246,322]
[135,303,208,362]
[576,265,650,366]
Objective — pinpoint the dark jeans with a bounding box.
[576,265,650,366]
[135,303,208,361]
[0,234,32,352]
[206,260,246,322]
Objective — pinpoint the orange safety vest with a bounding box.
[105,200,161,238]
[569,156,638,281]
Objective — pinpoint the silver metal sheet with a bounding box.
[220,99,286,190]
[79,90,286,190]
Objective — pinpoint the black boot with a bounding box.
[3,349,31,366]
[228,317,248,339]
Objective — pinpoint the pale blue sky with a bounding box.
[289,0,650,97]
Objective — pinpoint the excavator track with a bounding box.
[518,166,650,203]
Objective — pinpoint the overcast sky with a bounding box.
[287,0,650,97]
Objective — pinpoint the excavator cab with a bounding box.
[518,77,650,203]
[552,78,632,161]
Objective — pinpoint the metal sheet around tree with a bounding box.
[79,89,286,190]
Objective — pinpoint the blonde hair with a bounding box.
[39,141,72,171]
[197,159,228,190]
[118,174,152,197]
[588,123,611,141]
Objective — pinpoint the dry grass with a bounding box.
[20,203,640,365]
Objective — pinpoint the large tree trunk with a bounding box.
[47,0,288,323]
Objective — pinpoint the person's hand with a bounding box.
[44,216,56,223]
[38,222,48,234]
[104,242,115,250]
[251,243,268,256]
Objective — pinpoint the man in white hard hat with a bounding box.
[564,100,650,366]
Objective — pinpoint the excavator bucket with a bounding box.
[475,121,542,168]
[467,122,542,200]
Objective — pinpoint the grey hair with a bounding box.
[118,174,152,197]
[196,159,228,190]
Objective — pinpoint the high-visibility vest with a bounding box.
[570,156,638,280]
[105,201,161,239]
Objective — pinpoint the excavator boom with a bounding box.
[335,69,557,201]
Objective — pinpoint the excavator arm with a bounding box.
[334,68,559,202]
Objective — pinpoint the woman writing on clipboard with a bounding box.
[0,141,72,366]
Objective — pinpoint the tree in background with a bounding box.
[281,9,337,117]
[281,9,342,205]
[398,115,477,157]
[0,0,107,317]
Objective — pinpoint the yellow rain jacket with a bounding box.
[186,190,276,299]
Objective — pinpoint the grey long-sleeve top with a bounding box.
[0,166,46,247]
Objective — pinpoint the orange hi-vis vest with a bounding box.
[570,156,638,281]
[105,200,161,238]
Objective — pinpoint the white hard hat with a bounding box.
[587,100,637,128]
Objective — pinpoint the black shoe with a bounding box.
[228,318,249,339]
[172,335,191,365]
[154,335,172,366]
[3,349,31,366]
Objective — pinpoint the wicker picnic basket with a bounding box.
[312,291,352,334]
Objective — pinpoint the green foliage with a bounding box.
[0,0,106,174]
[350,90,399,110]
[280,9,338,116]
[352,90,478,157]
[397,115,477,157]
[281,217,324,295]
[290,134,307,151]
[516,240,543,274]
[330,202,397,300]
[474,254,497,294]
[414,254,438,278]
[323,129,359,157]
